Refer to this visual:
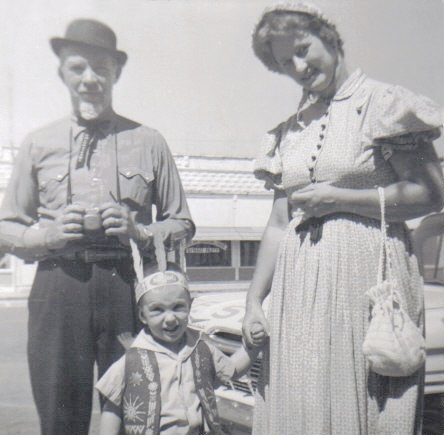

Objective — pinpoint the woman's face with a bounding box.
[270,31,339,95]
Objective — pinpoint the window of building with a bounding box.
[240,241,260,267]
[185,241,235,281]
[239,241,260,281]
[186,241,231,267]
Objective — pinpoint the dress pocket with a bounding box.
[118,166,154,208]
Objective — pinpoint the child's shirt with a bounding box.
[96,328,235,435]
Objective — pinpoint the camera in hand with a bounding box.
[84,207,102,233]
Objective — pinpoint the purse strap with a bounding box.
[376,187,394,287]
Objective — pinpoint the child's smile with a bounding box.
[139,286,191,352]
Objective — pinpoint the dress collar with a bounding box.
[131,328,202,360]
[298,68,366,113]
[332,69,366,101]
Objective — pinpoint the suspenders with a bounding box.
[122,341,227,435]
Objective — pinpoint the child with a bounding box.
[96,263,265,435]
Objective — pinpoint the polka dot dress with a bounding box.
[252,70,442,435]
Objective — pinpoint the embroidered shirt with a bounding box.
[96,328,235,435]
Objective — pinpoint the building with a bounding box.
[0,150,273,298]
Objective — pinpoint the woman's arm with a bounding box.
[242,189,289,346]
[99,410,122,435]
[290,144,444,222]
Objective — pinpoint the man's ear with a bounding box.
[114,65,123,83]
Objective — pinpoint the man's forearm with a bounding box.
[0,221,51,260]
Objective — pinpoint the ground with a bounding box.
[1,299,441,435]
[0,300,100,435]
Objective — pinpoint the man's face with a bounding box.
[58,45,121,121]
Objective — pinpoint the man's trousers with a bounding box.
[27,258,138,435]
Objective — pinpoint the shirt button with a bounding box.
[311,156,316,161]
[311,177,316,183]
[92,177,99,183]
[56,174,63,180]
[321,124,326,130]
[126,171,131,176]
[309,167,314,172]
[319,134,324,139]
[317,144,322,149]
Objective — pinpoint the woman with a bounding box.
[242,3,444,434]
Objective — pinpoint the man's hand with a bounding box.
[45,204,86,250]
[99,202,144,246]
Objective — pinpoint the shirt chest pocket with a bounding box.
[118,166,154,209]
[38,170,69,207]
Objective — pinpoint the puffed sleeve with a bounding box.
[368,84,443,160]
[253,124,284,191]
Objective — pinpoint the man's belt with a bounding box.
[60,247,131,263]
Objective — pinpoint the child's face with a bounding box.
[138,286,191,347]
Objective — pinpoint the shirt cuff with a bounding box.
[21,227,52,258]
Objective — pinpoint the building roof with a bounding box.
[179,169,268,195]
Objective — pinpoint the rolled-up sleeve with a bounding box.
[0,136,50,259]
[207,341,236,384]
[148,135,195,244]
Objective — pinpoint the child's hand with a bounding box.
[117,332,136,350]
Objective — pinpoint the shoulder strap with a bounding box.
[123,348,161,435]
[191,340,226,435]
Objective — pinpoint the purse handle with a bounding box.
[376,187,394,287]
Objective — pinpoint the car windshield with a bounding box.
[420,233,444,285]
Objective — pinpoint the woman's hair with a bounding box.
[252,9,344,74]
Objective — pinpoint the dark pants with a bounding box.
[27,258,138,435]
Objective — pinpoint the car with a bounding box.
[189,214,444,435]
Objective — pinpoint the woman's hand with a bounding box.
[289,182,342,218]
[242,301,269,348]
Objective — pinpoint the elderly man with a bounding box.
[0,19,193,435]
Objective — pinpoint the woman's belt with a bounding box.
[295,216,325,243]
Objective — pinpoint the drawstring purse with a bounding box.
[362,187,426,377]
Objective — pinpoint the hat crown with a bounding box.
[65,19,117,51]
[51,18,127,65]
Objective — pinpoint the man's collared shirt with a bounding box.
[0,112,194,259]
[95,328,235,435]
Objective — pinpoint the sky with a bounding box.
[0,0,443,158]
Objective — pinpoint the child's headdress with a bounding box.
[131,231,189,304]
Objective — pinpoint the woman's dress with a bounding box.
[252,70,443,435]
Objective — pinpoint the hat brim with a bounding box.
[50,37,127,66]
